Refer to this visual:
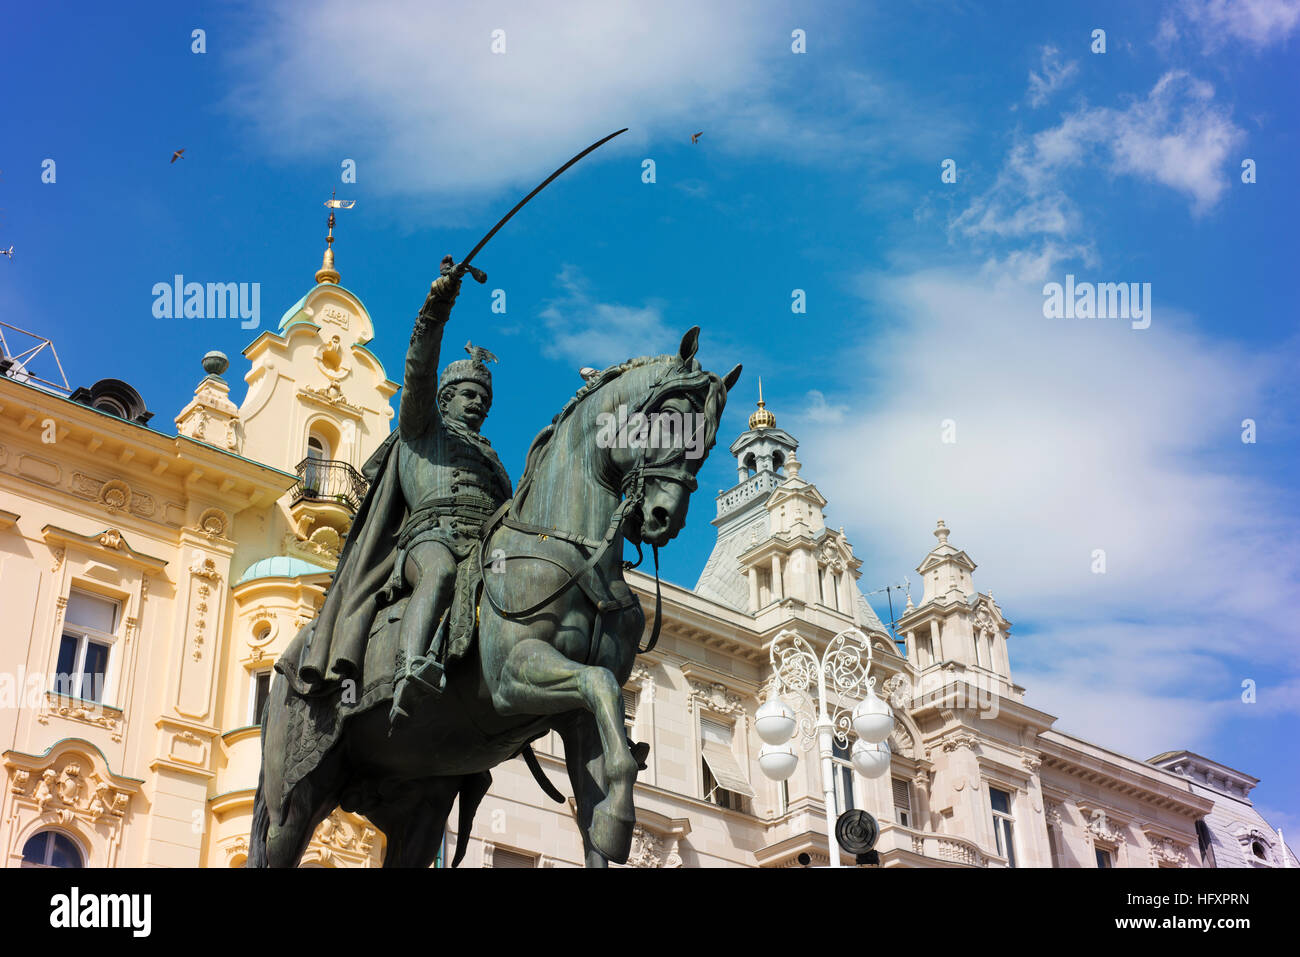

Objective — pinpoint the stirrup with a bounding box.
[407,655,447,695]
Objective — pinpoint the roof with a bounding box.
[276,282,368,330]
[693,510,888,632]
[236,555,332,584]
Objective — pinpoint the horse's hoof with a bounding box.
[629,740,650,771]
[590,805,634,864]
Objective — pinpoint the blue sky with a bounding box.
[3,1,1297,833]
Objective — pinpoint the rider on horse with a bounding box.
[295,256,511,729]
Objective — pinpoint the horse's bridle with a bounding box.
[478,362,708,655]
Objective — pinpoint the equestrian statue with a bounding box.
[248,131,743,867]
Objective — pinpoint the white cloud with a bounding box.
[1026,45,1079,109]
[223,1,964,212]
[1161,0,1300,51]
[802,389,847,424]
[536,265,677,368]
[954,72,1244,274]
[795,267,1300,750]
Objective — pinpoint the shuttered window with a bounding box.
[623,689,639,736]
[700,717,752,810]
[892,777,912,827]
[491,847,537,868]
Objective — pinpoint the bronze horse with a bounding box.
[249,328,740,867]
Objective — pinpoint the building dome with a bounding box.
[236,555,332,585]
[748,377,776,430]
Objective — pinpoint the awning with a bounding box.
[701,744,756,798]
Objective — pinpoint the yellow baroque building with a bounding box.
[1,256,1294,869]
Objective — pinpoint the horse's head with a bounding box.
[607,327,742,548]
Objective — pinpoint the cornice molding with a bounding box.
[41,524,167,574]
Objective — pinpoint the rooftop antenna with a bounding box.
[863,578,910,652]
[0,321,71,394]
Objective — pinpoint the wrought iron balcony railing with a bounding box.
[292,457,368,511]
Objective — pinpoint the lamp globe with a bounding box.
[755,688,797,746]
[758,743,799,781]
[852,687,894,744]
[851,738,892,779]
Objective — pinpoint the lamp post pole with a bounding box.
[758,628,895,869]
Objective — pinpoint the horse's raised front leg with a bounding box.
[556,712,614,868]
[490,638,636,863]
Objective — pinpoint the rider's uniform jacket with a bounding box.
[384,280,512,596]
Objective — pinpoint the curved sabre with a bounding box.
[459,127,629,270]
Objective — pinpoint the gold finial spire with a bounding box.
[749,375,776,430]
[316,192,355,285]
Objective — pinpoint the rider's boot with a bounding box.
[389,613,449,730]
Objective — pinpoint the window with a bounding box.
[307,434,328,459]
[892,777,912,828]
[305,434,329,492]
[832,739,855,812]
[1195,819,1215,867]
[250,670,272,725]
[1252,841,1267,861]
[491,847,537,868]
[1095,847,1112,868]
[772,451,785,474]
[622,688,639,740]
[700,717,752,812]
[56,590,119,703]
[990,787,1017,867]
[21,831,83,868]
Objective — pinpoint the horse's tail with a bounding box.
[246,701,272,867]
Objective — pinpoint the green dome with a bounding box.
[236,555,332,585]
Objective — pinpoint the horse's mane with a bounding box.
[517,353,720,495]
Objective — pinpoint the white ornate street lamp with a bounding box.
[757,628,894,868]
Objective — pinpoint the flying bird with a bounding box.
[691,131,703,144]
[171,149,185,164]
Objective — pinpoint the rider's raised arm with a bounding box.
[399,273,462,439]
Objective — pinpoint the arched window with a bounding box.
[21,830,83,868]
[772,451,785,474]
[94,397,128,419]
[304,434,329,493]
[743,453,756,478]
[307,434,329,461]
[1253,841,1268,860]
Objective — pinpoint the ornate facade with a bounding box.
[1,254,1293,868]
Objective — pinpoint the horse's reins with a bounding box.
[478,362,706,655]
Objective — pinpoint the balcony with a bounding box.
[292,457,368,512]
[875,822,1002,867]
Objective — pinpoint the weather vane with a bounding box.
[324,191,355,248]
